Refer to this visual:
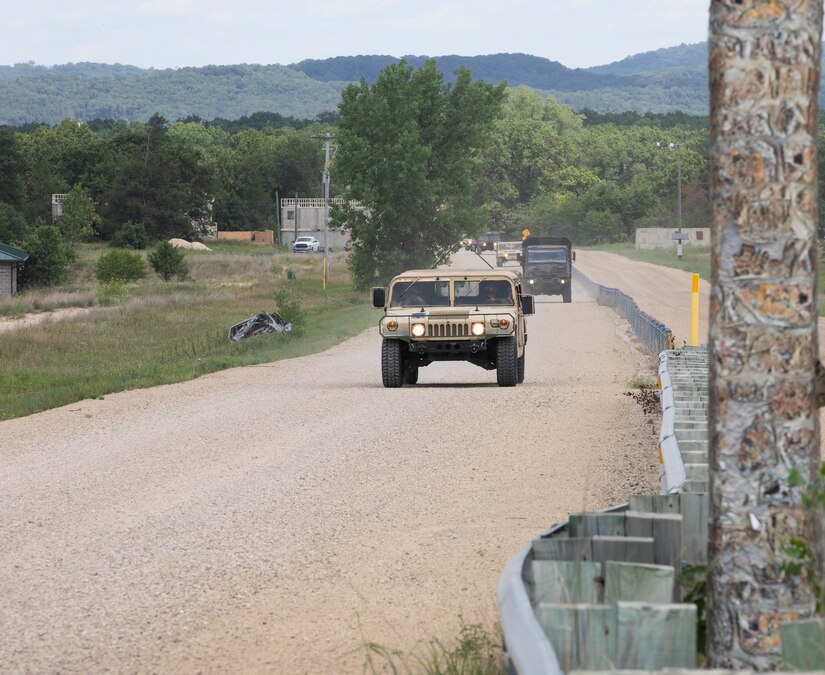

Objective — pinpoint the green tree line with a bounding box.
[0,59,729,290]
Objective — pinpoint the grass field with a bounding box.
[0,242,378,421]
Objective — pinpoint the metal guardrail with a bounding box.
[573,268,674,355]
[658,347,709,495]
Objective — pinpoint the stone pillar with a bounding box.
[708,0,823,668]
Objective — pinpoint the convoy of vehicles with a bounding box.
[495,241,523,267]
[521,236,575,303]
[474,232,501,253]
[371,269,535,387]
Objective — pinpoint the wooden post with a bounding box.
[708,0,823,668]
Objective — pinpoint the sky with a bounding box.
[2,0,709,70]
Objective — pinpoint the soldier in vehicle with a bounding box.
[483,281,512,305]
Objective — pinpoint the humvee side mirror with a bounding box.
[371,287,386,308]
[522,295,535,315]
[572,251,576,262]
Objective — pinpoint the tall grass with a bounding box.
[0,244,373,421]
[362,621,505,675]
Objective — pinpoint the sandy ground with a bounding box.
[0,250,661,673]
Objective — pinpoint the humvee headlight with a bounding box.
[386,320,398,331]
[498,318,510,329]
[528,279,535,285]
[471,322,485,336]
[411,323,426,337]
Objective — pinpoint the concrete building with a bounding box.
[280,198,355,250]
[635,227,710,250]
[0,243,29,298]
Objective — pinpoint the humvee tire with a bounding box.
[404,366,419,385]
[382,339,404,388]
[517,352,525,384]
[562,286,572,303]
[496,336,518,387]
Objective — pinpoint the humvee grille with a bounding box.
[427,322,470,338]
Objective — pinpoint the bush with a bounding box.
[110,222,148,250]
[147,241,188,281]
[97,279,127,304]
[95,249,147,283]
[20,224,74,288]
[274,285,305,335]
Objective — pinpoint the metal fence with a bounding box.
[573,268,674,355]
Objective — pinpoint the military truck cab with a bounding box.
[522,236,575,303]
[371,269,534,388]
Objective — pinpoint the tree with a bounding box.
[57,184,99,243]
[707,2,823,668]
[19,224,73,287]
[332,60,505,288]
[148,240,188,281]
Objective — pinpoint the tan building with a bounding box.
[635,227,710,250]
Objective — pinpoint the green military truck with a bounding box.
[371,268,535,387]
[521,236,575,303]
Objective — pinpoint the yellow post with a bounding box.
[690,273,699,346]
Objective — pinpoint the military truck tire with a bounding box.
[381,339,405,388]
[404,366,419,385]
[517,352,525,384]
[562,286,572,303]
[496,337,518,387]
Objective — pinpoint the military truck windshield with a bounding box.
[454,279,514,306]
[390,280,450,307]
[528,248,567,263]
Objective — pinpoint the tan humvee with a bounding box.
[371,268,535,387]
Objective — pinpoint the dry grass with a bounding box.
[0,243,373,421]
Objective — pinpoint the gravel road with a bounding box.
[0,251,660,673]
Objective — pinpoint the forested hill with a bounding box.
[1,46,716,125]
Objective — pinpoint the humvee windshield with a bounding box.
[390,279,515,307]
[390,280,451,307]
[454,280,514,306]
[527,248,567,263]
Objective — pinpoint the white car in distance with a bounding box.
[292,236,321,253]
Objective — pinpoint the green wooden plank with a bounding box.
[535,604,578,672]
[624,511,683,599]
[615,601,697,669]
[537,604,617,671]
[604,561,674,605]
[678,492,709,565]
[780,618,825,671]
[569,513,627,537]
[574,605,617,670]
[532,537,594,562]
[532,560,603,604]
[591,536,656,565]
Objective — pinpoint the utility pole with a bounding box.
[323,133,331,286]
[707,1,823,669]
[656,141,683,258]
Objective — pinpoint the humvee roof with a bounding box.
[390,269,522,281]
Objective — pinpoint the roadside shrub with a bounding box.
[274,285,305,335]
[111,221,148,250]
[20,224,75,288]
[97,279,127,304]
[148,241,188,281]
[95,249,147,283]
